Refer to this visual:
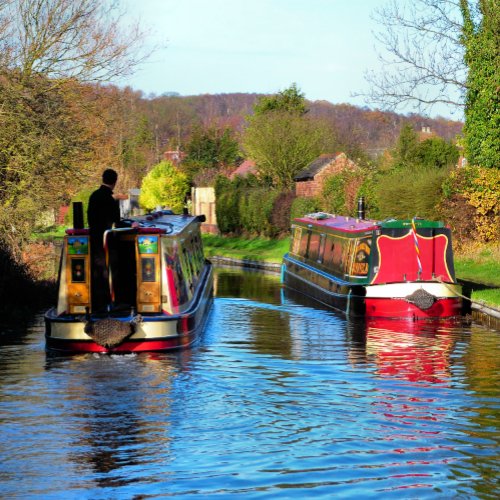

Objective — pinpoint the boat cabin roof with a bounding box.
[294,213,447,234]
[294,213,378,234]
[66,211,203,237]
[129,211,201,236]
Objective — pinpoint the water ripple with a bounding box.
[0,268,498,499]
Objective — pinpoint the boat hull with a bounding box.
[45,264,214,353]
[282,255,462,319]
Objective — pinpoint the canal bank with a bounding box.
[208,254,500,330]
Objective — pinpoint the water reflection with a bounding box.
[0,267,498,498]
[41,350,194,491]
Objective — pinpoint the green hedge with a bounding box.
[290,196,320,220]
[215,176,287,236]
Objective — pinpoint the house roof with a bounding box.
[230,159,257,179]
[294,153,339,181]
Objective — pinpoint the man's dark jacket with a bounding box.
[87,185,120,240]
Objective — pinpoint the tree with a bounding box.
[393,123,420,169]
[139,161,189,213]
[183,125,240,175]
[243,85,333,190]
[365,0,468,113]
[416,137,459,169]
[0,0,151,259]
[253,83,307,116]
[0,0,149,83]
[366,0,499,168]
[0,74,90,256]
[461,0,500,168]
[243,112,332,190]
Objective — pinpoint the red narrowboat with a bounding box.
[282,211,462,319]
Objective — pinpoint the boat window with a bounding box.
[308,233,320,261]
[317,234,326,263]
[332,238,345,272]
[291,227,302,255]
[322,236,335,267]
[299,230,310,257]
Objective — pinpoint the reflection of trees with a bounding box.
[453,326,500,497]
[44,350,191,487]
[214,267,281,303]
[247,306,294,359]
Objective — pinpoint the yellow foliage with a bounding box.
[463,168,500,242]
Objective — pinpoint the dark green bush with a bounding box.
[376,167,449,220]
[290,196,321,220]
[270,191,296,235]
[215,175,289,236]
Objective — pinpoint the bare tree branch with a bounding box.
[0,0,153,83]
[359,0,472,114]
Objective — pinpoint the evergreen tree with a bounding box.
[253,83,307,116]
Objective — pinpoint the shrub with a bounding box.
[139,161,189,213]
[215,175,242,234]
[441,166,500,243]
[290,196,321,220]
[376,166,449,220]
[270,191,296,235]
[321,170,364,216]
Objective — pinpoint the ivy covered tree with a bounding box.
[461,0,500,168]
[139,161,189,213]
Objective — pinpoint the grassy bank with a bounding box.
[455,244,500,309]
[202,235,500,308]
[202,234,290,263]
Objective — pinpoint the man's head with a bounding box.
[102,168,118,187]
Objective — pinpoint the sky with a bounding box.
[118,0,453,118]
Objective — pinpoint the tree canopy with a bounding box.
[183,125,240,175]
[139,161,189,213]
[0,0,149,83]
[253,83,308,116]
[243,84,333,190]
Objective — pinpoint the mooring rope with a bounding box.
[434,276,500,314]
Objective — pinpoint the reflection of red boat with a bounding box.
[364,318,456,383]
[282,204,462,319]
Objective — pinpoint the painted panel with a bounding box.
[372,232,452,284]
[138,235,158,254]
[67,236,88,255]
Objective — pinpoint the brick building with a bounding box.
[294,153,357,197]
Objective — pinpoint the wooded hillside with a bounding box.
[139,91,463,154]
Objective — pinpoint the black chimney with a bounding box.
[357,197,365,220]
[73,201,84,229]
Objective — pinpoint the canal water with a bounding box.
[0,267,498,499]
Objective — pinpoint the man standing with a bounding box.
[87,168,121,312]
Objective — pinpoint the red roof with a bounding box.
[230,159,257,179]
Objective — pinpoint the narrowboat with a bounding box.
[45,209,213,353]
[282,206,462,320]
